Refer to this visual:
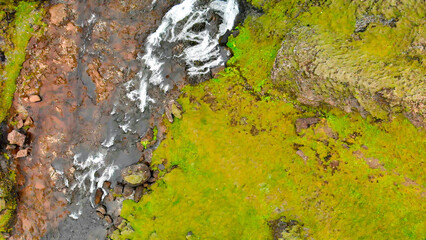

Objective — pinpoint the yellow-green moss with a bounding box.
[0,1,45,123]
[114,1,425,239]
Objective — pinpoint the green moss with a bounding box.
[114,1,425,239]
[0,1,45,123]
[116,73,424,239]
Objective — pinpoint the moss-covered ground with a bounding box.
[113,1,425,239]
[0,1,45,237]
[0,0,45,123]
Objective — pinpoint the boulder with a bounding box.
[121,164,151,186]
[7,130,26,146]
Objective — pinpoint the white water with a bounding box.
[126,0,239,112]
[68,0,239,219]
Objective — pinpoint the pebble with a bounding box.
[29,94,42,103]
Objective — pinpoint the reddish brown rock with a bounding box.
[94,188,103,205]
[7,130,26,146]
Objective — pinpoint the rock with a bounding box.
[107,226,117,236]
[114,217,124,228]
[296,150,308,163]
[122,185,134,198]
[113,184,123,195]
[24,117,33,126]
[103,181,111,189]
[29,94,42,103]
[170,101,182,119]
[96,211,104,219]
[7,130,26,146]
[96,205,107,215]
[17,119,24,129]
[104,215,113,224]
[134,186,143,202]
[49,4,67,25]
[365,158,385,171]
[295,118,320,134]
[121,163,151,186]
[104,193,114,202]
[95,188,103,205]
[16,149,28,158]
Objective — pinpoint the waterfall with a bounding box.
[67,0,239,219]
[126,0,239,112]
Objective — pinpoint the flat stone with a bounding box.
[16,149,28,158]
[7,130,26,146]
[29,95,42,103]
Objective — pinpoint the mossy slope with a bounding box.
[113,0,425,239]
[0,0,45,123]
[270,0,425,125]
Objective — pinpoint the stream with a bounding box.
[32,0,240,239]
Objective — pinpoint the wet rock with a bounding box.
[103,181,111,189]
[114,217,124,228]
[104,193,114,202]
[140,128,155,149]
[121,163,151,186]
[95,188,103,205]
[107,225,117,236]
[16,149,28,158]
[96,205,107,215]
[113,184,123,196]
[96,211,104,219]
[104,215,113,224]
[7,130,26,146]
[122,185,134,198]
[134,186,143,202]
[29,94,42,103]
[295,117,320,134]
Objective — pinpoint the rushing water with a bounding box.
[64,0,240,220]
